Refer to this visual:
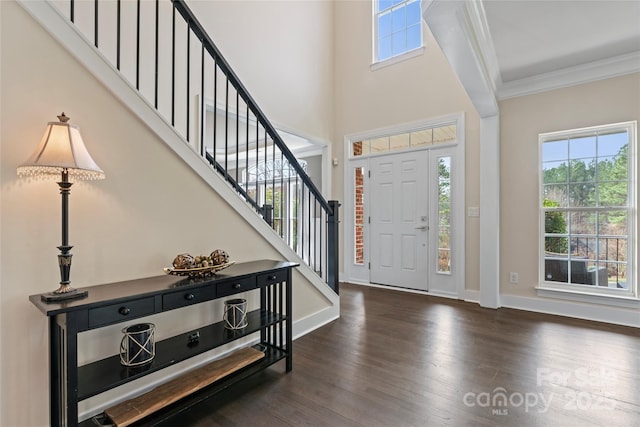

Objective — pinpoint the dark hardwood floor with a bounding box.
[160,283,639,427]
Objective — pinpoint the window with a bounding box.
[351,123,455,157]
[354,167,365,265]
[540,122,636,298]
[437,156,452,274]
[375,0,423,62]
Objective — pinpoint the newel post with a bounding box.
[263,204,274,228]
[327,200,341,294]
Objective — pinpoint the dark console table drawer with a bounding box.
[257,269,288,287]
[163,287,215,311]
[216,276,256,298]
[89,297,156,328]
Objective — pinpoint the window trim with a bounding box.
[371,46,425,71]
[537,121,638,304]
[372,0,425,66]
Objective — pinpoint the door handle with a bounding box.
[415,226,427,231]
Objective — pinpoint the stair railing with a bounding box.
[55,0,339,293]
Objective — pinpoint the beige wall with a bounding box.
[187,0,335,143]
[500,73,640,297]
[0,1,329,425]
[333,0,481,291]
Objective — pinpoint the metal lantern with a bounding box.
[223,299,248,330]
[120,323,156,366]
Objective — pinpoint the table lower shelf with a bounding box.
[78,309,285,400]
[80,344,288,427]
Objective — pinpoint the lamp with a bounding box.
[17,113,105,302]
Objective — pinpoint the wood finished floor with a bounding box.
[160,283,640,427]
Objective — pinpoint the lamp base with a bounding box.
[41,288,88,303]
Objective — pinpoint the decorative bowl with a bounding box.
[163,261,235,277]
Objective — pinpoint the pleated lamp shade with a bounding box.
[17,113,105,180]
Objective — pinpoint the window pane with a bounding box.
[570,211,595,235]
[378,35,392,61]
[598,211,627,235]
[406,24,421,50]
[438,157,452,273]
[598,181,628,206]
[438,250,451,273]
[390,133,410,150]
[542,139,568,162]
[569,135,596,159]
[604,262,628,289]
[570,236,597,260]
[568,259,590,284]
[433,124,456,144]
[411,129,432,146]
[392,31,406,56]
[543,184,568,207]
[378,12,392,38]
[406,0,421,25]
[354,167,365,265]
[352,141,363,157]
[379,0,393,12]
[598,237,626,263]
[542,160,568,184]
[545,210,567,235]
[391,7,405,32]
[598,132,628,157]
[597,155,628,181]
[545,236,568,255]
[569,159,595,183]
[545,258,567,282]
[369,137,389,153]
[569,182,595,207]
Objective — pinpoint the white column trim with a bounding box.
[479,115,500,308]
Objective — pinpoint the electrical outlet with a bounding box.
[509,272,519,284]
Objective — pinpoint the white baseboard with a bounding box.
[500,294,640,328]
[293,304,340,339]
[464,289,480,304]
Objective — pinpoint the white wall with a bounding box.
[333,0,482,293]
[0,1,331,425]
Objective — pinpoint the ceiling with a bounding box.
[481,0,640,85]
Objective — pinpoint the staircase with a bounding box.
[23,0,339,293]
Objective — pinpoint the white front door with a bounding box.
[370,151,429,290]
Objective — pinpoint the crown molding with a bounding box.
[497,51,640,99]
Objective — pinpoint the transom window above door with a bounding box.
[351,122,456,157]
[374,0,424,63]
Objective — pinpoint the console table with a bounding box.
[29,259,298,427]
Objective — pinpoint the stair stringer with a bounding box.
[17,0,339,333]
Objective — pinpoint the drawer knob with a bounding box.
[185,293,195,301]
[233,283,242,289]
[119,307,131,315]
[268,275,277,281]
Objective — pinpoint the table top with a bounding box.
[29,259,299,316]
